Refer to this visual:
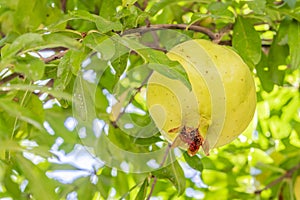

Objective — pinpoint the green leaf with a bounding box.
[249,148,274,167]
[148,0,176,15]
[255,52,274,92]
[15,54,45,81]
[110,36,192,90]
[201,169,228,188]
[268,19,289,85]
[3,166,22,199]
[55,51,74,91]
[0,140,23,152]
[283,0,297,8]
[0,84,73,101]
[45,107,79,150]
[247,0,266,14]
[132,135,162,145]
[148,0,207,15]
[0,99,43,130]
[70,10,122,33]
[25,94,45,122]
[275,7,300,22]
[15,154,59,200]
[152,159,186,196]
[232,16,261,66]
[0,32,19,47]
[73,75,96,124]
[43,32,82,50]
[207,2,235,23]
[75,177,96,200]
[14,0,48,33]
[135,178,149,200]
[1,33,43,60]
[69,10,98,22]
[122,0,138,6]
[183,151,204,171]
[83,33,116,60]
[95,16,123,33]
[129,46,192,90]
[269,116,292,139]
[0,114,11,137]
[99,0,122,20]
[147,62,192,91]
[288,20,300,70]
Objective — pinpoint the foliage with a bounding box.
[0,0,300,199]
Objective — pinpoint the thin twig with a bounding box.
[122,24,218,40]
[42,50,68,63]
[61,0,67,13]
[147,177,158,200]
[134,0,148,11]
[143,0,148,10]
[111,71,153,127]
[0,73,22,85]
[147,143,173,200]
[254,162,300,195]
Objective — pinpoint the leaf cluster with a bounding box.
[0,0,299,199]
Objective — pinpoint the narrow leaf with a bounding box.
[135,178,149,200]
[15,54,45,81]
[284,0,296,8]
[268,19,289,85]
[0,140,23,152]
[232,16,261,66]
[83,33,116,60]
[0,99,43,130]
[183,151,204,171]
[4,166,22,199]
[95,16,122,33]
[70,10,122,33]
[116,37,192,90]
[288,20,300,70]
[255,52,274,92]
[1,33,43,60]
[152,159,186,195]
[43,33,82,50]
[73,75,95,123]
[0,84,73,101]
[247,0,266,14]
[15,154,59,200]
[99,0,122,20]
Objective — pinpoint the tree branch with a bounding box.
[0,73,23,85]
[42,50,68,63]
[254,162,300,195]
[122,24,219,41]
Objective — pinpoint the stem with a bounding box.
[0,73,22,85]
[254,162,300,195]
[60,0,67,13]
[42,50,68,63]
[146,143,172,200]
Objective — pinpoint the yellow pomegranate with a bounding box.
[146,39,256,156]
